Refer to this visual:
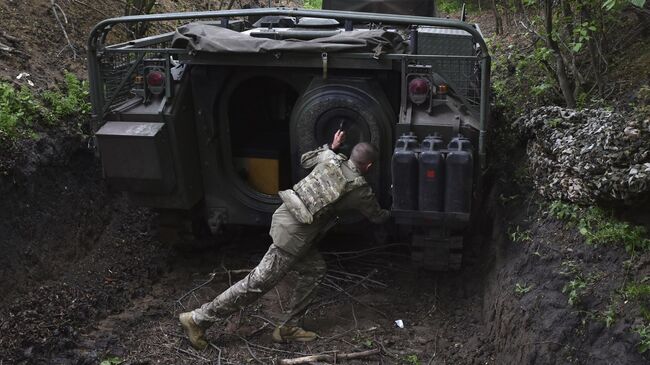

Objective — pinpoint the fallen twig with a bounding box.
[221,261,233,287]
[177,268,252,304]
[177,271,217,303]
[209,342,223,365]
[246,341,265,364]
[175,346,210,361]
[0,42,14,52]
[328,270,387,288]
[50,0,77,60]
[322,243,407,256]
[276,348,381,365]
[1,31,19,44]
[321,278,389,319]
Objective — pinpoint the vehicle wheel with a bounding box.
[290,79,393,187]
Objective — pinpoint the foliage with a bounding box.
[0,72,90,141]
[0,83,44,139]
[602,304,616,328]
[563,275,589,307]
[42,72,91,124]
[515,282,533,296]
[437,0,464,14]
[548,201,650,255]
[578,208,650,255]
[490,0,648,110]
[634,323,650,354]
[404,354,421,365]
[489,37,560,118]
[509,225,532,243]
[624,279,650,321]
[303,0,322,9]
[100,356,122,365]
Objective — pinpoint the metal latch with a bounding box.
[321,52,328,80]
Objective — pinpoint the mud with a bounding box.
[1,127,649,364]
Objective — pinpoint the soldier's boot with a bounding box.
[179,312,208,350]
[272,325,319,343]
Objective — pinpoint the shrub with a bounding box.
[548,201,650,255]
[0,83,44,139]
[42,72,91,123]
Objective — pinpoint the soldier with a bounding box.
[179,130,390,350]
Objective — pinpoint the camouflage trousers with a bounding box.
[192,244,326,328]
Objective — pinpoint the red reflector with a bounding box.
[147,71,165,87]
[426,170,436,178]
[408,77,430,105]
[409,78,429,94]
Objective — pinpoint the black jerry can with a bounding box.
[392,133,419,210]
[419,134,445,211]
[444,135,473,214]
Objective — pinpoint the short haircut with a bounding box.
[350,142,379,165]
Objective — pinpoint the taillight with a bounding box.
[146,70,165,95]
[408,77,430,105]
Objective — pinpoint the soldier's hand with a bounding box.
[331,129,346,151]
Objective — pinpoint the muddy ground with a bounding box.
[1,130,648,365]
[0,135,492,364]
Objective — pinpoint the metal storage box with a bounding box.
[96,121,175,193]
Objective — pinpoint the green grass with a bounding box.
[548,201,650,255]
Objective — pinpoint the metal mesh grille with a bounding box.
[99,52,144,109]
[428,57,481,109]
[98,40,172,112]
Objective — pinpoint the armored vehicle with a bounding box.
[88,0,490,270]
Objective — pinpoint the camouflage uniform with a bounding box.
[192,145,389,328]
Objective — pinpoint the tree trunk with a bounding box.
[581,5,605,97]
[492,0,503,35]
[545,0,576,108]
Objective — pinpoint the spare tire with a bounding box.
[290,78,394,200]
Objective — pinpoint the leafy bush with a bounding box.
[489,38,561,118]
[0,83,44,139]
[42,72,91,123]
[0,72,90,141]
[579,208,650,255]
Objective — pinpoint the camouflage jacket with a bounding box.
[272,145,390,255]
[280,146,388,224]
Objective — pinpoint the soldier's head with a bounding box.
[350,142,379,175]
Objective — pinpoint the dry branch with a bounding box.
[276,348,381,365]
[177,268,252,304]
[50,0,77,60]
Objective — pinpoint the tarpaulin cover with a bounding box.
[171,22,406,55]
